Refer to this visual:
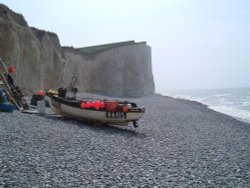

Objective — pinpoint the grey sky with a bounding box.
[1,0,250,92]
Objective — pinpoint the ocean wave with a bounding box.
[242,101,250,107]
[213,93,232,98]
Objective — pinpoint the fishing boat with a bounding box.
[46,90,145,127]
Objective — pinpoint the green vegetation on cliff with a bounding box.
[78,41,135,53]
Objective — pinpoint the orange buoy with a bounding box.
[122,105,129,113]
[95,100,101,110]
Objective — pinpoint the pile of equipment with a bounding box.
[0,57,29,112]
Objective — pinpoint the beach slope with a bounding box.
[0,94,249,187]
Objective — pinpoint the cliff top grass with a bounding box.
[78,41,135,54]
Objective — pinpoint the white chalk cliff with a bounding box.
[0,4,155,97]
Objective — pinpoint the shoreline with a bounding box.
[156,91,250,125]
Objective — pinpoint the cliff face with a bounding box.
[62,42,154,97]
[0,4,64,93]
[0,4,155,97]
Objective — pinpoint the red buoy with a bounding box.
[86,102,91,108]
[8,65,16,73]
[37,90,44,96]
[100,101,105,109]
[91,101,95,108]
[80,102,86,109]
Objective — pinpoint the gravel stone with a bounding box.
[0,94,250,187]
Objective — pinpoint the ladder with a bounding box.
[0,58,25,111]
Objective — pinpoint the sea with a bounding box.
[161,87,250,124]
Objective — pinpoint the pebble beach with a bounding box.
[0,94,250,187]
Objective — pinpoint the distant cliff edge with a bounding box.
[0,4,155,97]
